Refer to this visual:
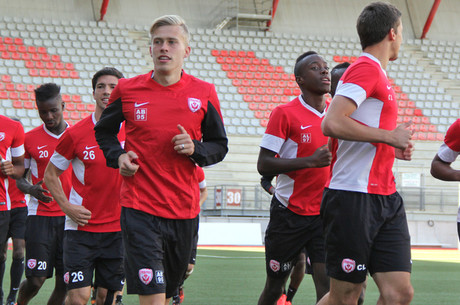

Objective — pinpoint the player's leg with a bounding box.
[285,251,306,304]
[0,210,10,304]
[121,208,173,305]
[258,197,308,305]
[93,232,124,305]
[369,192,413,305]
[317,278,364,305]
[6,206,27,305]
[17,216,56,305]
[47,216,66,305]
[373,272,413,305]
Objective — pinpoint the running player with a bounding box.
[318,2,414,305]
[94,15,228,305]
[0,116,25,305]
[16,83,72,305]
[257,51,332,305]
[431,119,460,241]
[44,67,125,305]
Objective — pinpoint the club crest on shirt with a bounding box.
[342,258,356,273]
[27,259,36,269]
[139,268,153,285]
[63,272,70,284]
[301,133,311,143]
[188,98,202,112]
[0,132,5,142]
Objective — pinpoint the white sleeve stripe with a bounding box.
[438,143,459,163]
[10,145,25,157]
[199,180,206,188]
[260,133,285,154]
[335,83,367,107]
[49,151,71,171]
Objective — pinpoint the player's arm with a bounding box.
[260,175,275,195]
[94,97,127,169]
[189,101,228,167]
[44,162,91,226]
[431,154,460,181]
[0,155,24,179]
[16,167,53,203]
[199,186,208,206]
[322,95,413,150]
[257,146,331,177]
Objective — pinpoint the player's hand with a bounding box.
[390,122,413,150]
[64,204,92,227]
[30,181,53,203]
[309,144,332,168]
[118,151,139,177]
[172,124,194,156]
[0,157,15,176]
[396,140,414,161]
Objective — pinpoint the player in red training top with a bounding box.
[431,119,460,241]
[0,121,27,305]
[319,2,414,305]
[172,166,208,305]
[16,83,72,305]
[94,15,228,305]
[44,67,125,305]
[257,51,332,305]
[0,116,25,305]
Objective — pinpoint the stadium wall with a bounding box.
[1,0,460,42]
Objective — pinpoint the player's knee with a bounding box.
[26,276,46,292]
[381,284,414,305]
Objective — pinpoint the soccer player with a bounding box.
[0,173,27,305]
[16,83,72,305]
[257,51,332,305]
[431,119,460,241]
[94,15,228,305]
[0,116,25,305]
[318,2,414,305]
[44,67,125,305]
[172,166,208,305]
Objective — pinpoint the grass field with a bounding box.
[2,247,460,304]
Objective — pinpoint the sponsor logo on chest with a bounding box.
[0,132,5,142]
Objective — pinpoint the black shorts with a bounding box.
[8,207,27,239]
[321,188,412,283]
[0,210,10,251]
[264,197,325,279]
[24,215,65,278]
[63,230,124,291]
[121,207,198,298]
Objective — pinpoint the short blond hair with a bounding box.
[149,15,190,46]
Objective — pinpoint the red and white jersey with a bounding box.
[24,124,71,216]
[0,116,25,211]
[50,114,125,232]
[327,53,398,195]
[7,176,27,209]
[436,119,460,222]
[260,96,329,216]
[197,166,206,189]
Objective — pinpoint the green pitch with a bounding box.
[3,248,460,304]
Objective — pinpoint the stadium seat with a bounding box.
[12,101,23,108]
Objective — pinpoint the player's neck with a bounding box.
[363,43,390,70]
[301,93,326,113]
[152,69,182,86]
[47,121,67,135]
[94,107,103,122]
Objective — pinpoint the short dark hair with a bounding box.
[330,62,351,97]
[91,67,124,91]
[34,83,61,103]
[294,51,318,77]
[357,1,401,50]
